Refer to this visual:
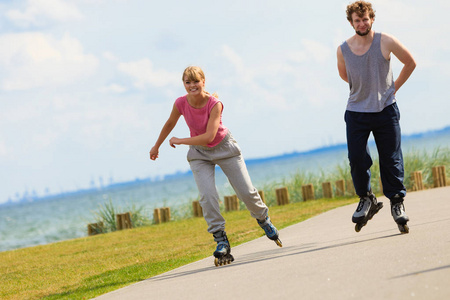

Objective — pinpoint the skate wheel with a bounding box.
[214,258,219,267]
[398,224,409,234]
[275,239,283,247]
[229,254,235,263]
[355,224,361,232]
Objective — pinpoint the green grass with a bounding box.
[2,197,358,300]
[1,146,448,299]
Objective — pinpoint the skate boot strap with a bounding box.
[216,241,229,248]
[364,193,378,205]
[213,231,228,243]
[257,216,271,226]
[390,194,404,204]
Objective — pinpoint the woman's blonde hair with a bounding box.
[182,66,205,82]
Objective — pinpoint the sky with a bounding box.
[1,0,449,204]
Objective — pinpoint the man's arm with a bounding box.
[383,33,416,92]
[337,46,348,83]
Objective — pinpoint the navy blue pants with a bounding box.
[345,103,406,200]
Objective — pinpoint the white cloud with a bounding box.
[288,39,332,64]
[102,51,119,62]
[117,58,179,89]
[301,39,332,64]
[0,32,98,91]
[287,51,308,64]
[221,45,253,83]
[6,0,83,27]
[219,45,288,109]
[219,43,337,109]
[99,83,128,94]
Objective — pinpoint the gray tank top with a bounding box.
[341,32,396,112]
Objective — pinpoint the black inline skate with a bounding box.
[391,195,409,234]
[257,216,282,247]
[352,191,383,232]
[213,230,234,267]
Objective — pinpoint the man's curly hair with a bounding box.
[346,1,376,22]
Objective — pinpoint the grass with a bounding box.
[1,146,448,299]
[2,197,357,300]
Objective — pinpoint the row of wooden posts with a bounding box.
[88,166,447,235]
[165,165,447,219]
[87,212,132,236]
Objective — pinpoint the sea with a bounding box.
[1,127,449,253]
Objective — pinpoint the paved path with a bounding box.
[95,187,450,300]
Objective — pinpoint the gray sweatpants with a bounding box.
[187,132,268,233]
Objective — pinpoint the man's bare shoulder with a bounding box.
[380,32,400,47]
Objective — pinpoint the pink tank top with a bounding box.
[175,95,229,147]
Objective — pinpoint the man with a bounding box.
[336,1,416,233]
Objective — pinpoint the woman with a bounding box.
[150,66,281,266]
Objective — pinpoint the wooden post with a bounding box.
[87,222,104,236]
[192,201,203,217]
[346,180,356,196]
[432,166,447,188]
[153,208,161,224]
[224,196,229,212]
[224,196,230,211]
[231,195,239,211]
[224,195,239,211]
[441,166,448,186]
[378,178,383,194]
[258,190,266,204]
[123,212,132,229]
[276,187,289,205]
[224,196,231,212]
[322,182,333,199]
[161,207,171,222]
[302,184,315,201]
[411,171,424,191]
[116,212,132,230]
[335,179,345,197]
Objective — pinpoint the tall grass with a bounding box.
[92,199,151,232]
[403,146,450,188]
[92,147,449,226]
[254,146,449,205]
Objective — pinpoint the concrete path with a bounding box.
[95,187,450,300]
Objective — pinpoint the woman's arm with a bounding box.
[149,103,181,160]
[169,102,222,148]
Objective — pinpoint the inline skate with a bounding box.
[213,230,234,266]
[352,191,383,232]
[391,195,409,234]
[257,216,282,247]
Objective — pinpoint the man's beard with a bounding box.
[356,26,372,36]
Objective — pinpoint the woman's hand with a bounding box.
[169,137,181,148]
[149,146,159,160]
